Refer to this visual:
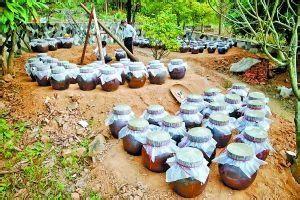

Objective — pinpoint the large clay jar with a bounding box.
[203,87,224,103]
[213,143,266,190]
[147,63,168,85]
[105,104,135,138]
[168,59,187,80]
[142,131,177,173]
[246,92,269,104]
[161,115,186,144]
[202,101,229,118]
[99,67,121,92]
[64,63,79,84]
[126,63,148,88]
[61,37,74,48]
[178,127,217,165]
[35,64,51,86]
[235,126,273,161]
[111,63,127,85]
[50,67,70,90]
[204,113,235,148]
[228,83,249,101]
[141,104,168,126]
[115,49,127,61]
[225,93,242,118]
[181,94,209,113]
[35,41,49,53]
[240,100,271,118]
[77,67,97,91]
[236,110,271,133]
[177,104,203,130]
[118,118,151,156]
[166,147,210,198]
[207,43,216,53]
[45,38,58,51]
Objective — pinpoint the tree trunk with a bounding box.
[218,0,223,35]
[126,0,132,23]
[0,46,7,75]
[291,100,300,183]
[7,30,16,75]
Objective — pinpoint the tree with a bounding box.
[209,0,299,182]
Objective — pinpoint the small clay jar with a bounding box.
[218,45,226,54]
[142,104,168,126]
[198,45,205,53]
[64,63,79,84]
[202,101,228,118]
[166,147,210,198]
[126,64,147,88]
[45,38,58,51]
[35,64,51,86]
[207,45,216,53]
[181,94,208,113]
[177,104,203,130]
[115,49,127,61]
[50,67,70,90]
[235,126,273,161]
[191,46,200,54]
[61,37,74,48]
[168,59,187,80]
[99,67,121,92]
[178,127,217,165]
[35,41,49,53]
[119,118,150,156]
[161,115,186,144]
[214,143,265,190]
[228,83,249,101]
[111,63,127,85]
[77,67,97,91]
[225,93,242,118]
[203,87,223,103]
[105,104,135,138]
[142,131,176,173]
[147,63,167,85]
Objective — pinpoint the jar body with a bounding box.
[115,53,126,61]
[109,120,128,138]
[180,47,189,53]
[48,44,58,51]
[36,44,49,53]
[126,73,147,88]
[100,78,120,92]
[198,46,204,53]
[169,67,186,80]
[170,178,208,198]
[218,164,257,190]
[50,78,70,90]
[235,138,270,161]
[191,48,199,54]
[123,134,143,156]
[36,76,50,86]
[209,128,232,148]
[62,42,72,48]
[69,77,77,84]
[207,47,216,53]
[148,71,167,85]
[141,147,172,173]
[77,76,96,91]
[218,47,226,54]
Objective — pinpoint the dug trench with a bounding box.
[0,45,299,199]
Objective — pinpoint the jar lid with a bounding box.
[225,94,241,104]
[248,92,266,101]
[148,60,161,65]
[37,64,50,71]
[128,118,149,131]
[29,61,43,67]
[120,58,131,62]
[170,59,184,65]
[245,110,265,122]
[209,101,227,111]
[187,94,203,102]
[129,64,145,71]
[146,131,171,147]
[187,127,213,143]
[244,126,267,143]
[51,67,65,74]
[204,87,221,96]
[209,113,229,126]
[227,143,254,161]
[100,67,116,75]
[65,63,77,69]
[49,63,58,69]
[147,104,165,115]
[180,104,198,114]
[247,100,265,110]
[111,63,124,68]
[27,58,39,63]
[113,104,132,115]
[46,58,58,63]
[80,67,94,73]
[163,115,183,128]
[148,63,164,69]
[176,147,204,167]
[36,53,47,58]
[232,83,247,89]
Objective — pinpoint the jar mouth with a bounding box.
[226,143,254,161]
[146,131,171,147]
[244,126,267,143]
[113,105,132,115]
[175,147,204,167]
[128,119,149,131]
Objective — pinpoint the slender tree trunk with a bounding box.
[126,0,132,23]
[1,46,7,75]
[218,0,223,35]
[7,30,16,75]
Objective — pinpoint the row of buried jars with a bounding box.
[105,85,273,198]
[30,37,74,53]
[25,53,188,91]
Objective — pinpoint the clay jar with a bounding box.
[50,67,70,90]
[178,127,217,165]
[142,131,177,172]
[77,67,97,91]
[45,38,58,51]
[99,67,121,92]
[118,118,150,156]
[203,87,224,103]
[35,64,51,86]
[241,100,271,118]
[167,59,187,80]
[181,94,208,113]
[35,41,49,53]
[177,104,203,130]
[179,44,189,53]
[64,63,79,84]
[105,104,135,138]
[61,37,74,48]
[218,45,226,54]
[247,92,269,104]
[111,63,127,85]
[202,101,228,118]
[213,143,266,190]
[161,115,186,144]
[236,110,271,133]
[147,63,168,85]
[141,104,168,126]
[56,37,63,48]
[166,147,210,198]
[126,64,147,88]
[191,46,200,54]
[207,44,216,53]
[204,113,235,148]
[225,93,242,118]
[26,60,43,81]
[235,126,273,161]
[115,49,127,61]
[228,83,249,100]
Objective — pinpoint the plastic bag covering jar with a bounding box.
[115,49,127,61]
[141,105,168,126]
[245,92,269,104]
[57,60,70,67]
[111,63,127,85]
[213,143,266,190]
[40,56,51,63]
[118,118,151,156]
[168,59,187,80]
[142,131,178,172]
[46,57,59,64]
[105,104,135,138]
[239,100,271,118]
[236,110,271,133]
[202,101,228,118]
[161,115,186,144]
[203,87,224,103]
[120,58,131,68]
[235,126,273,161]
[26,59,42,81]
[178,127,217,165]
[204,113,235,148]
[45,38,58,51]
[147,63,168,85]
[35,64,51,86]
[99,67,121,92]
[60,37,74,48]
[50,67,70,90]
[77,67,97,91]
[177,104,203,130]
[181,94,209,113]
[166,147,210,198]
[126,64,148,88]
[225,93,242,118]
[36,53,48,60]
[147,60,161,66]
[64,63,79,84]
[228,83,249,100]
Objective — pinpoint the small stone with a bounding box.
[61,149,72,157]
[88,134,106,157]
[78,120,88,128]
[3,74,13,82]
[71,192,80,200]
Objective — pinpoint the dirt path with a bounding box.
[2,45,299,199]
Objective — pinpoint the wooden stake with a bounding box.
[80,8,94,65]
[92,7,105,62]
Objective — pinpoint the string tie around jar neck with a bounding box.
[180,104,198,114]
[187,94,203,103]
[209,101,227,111]
[225,94,241,105]
[247,100,265,110]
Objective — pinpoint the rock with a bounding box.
[3,74,13,82]
[230,58,261,73]
[78,120,88,128]
[61,149,73,157]
[71,192,80,200]
[88,134,106,157]
[277,86,293,98]
[75,147,86,157]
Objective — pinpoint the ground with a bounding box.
[0,44,299,199]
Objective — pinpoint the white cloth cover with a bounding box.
[203,93,225,103]
[181,99,209,112]
[100,73,122,84]
[131,70,148,78]
[238,105,272,117]
[167,63,187,73]
[202,107,230,117]
[244,96,269,104]
[118,126,151,144]
[235,116,272,132]
[226,102,243,113]
[35,69,51,80]
[143,140,178,162]
[178,137,217,157]
[105,112,135,125]
[176,112,203,124]
[141,110,168,125]
[228,88,249,98]
[65,68,80,79]
[78,73,96,82]
[203,117,236,136]
[148,67,168,77]
[51,73,68,82]
[161,123,187,137]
